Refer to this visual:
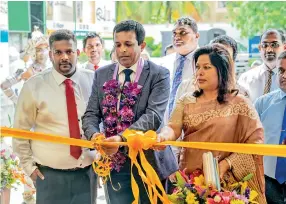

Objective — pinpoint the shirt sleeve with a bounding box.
[12,81,37,176]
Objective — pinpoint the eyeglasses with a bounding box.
[278,67,286,75]
[261,42,281,49]
[172,31,191,38]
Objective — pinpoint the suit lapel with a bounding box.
[138,60,150,87]
[107,64,116,81]
[134,60,150,116]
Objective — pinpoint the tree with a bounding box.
[226,2,286,38]
[116,2,208,24]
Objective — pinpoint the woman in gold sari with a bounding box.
[159,44,266,203]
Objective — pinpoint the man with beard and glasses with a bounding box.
[82,32,109,71]
[13,29,98,204]
[238,29,286,102]
[255,51,286,203]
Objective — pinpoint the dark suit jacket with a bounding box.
[82,60,178,180]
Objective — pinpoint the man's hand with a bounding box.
[102,136,122,155]
[218,159,231,179]
[30,168,44,184]
[91,132,103,140]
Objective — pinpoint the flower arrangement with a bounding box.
[102,79,142,172]
[0,142,26,193]
[168,169,258,204]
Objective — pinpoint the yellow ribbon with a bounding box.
[122,129,170,204]
[2,126,286,204]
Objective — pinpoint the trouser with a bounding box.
[36,165,97,204]
[265,175,286,204]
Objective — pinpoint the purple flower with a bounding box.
[102,94,118,107]
[110,152,126,172]
[185,183,194,190]
[119,106,134,123]
[123,82,142,97]
[116,124,123,133]
[10,154,16,160]
[105,127,117,138]
[121,122,130,131]
[104,114,117,126]
[244,187,250,199]
[103,107,108,114]
[103,79,121,95]
[122,97,136,106]
[232,191,248,202]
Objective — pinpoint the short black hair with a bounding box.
[164,44,174,55]
[113,20,145,45]
[49,29,77,48]
[278,50,286,60]
[211,35,238,60]
[175,17,198,33]
[260,29,285,43]
[193,43,237,104]
[83,32,104,48]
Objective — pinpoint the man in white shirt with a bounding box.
[13,29,97,204]
[238,29,286,102]
[160,17,199,120]
[81,32,109,71]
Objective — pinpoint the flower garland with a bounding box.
[102,79,142,172]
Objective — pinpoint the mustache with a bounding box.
[59,62,72,66]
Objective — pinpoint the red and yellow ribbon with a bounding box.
[1,127,286,204]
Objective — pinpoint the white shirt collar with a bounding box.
[118,61,138,75]
[175,46,199,61]
[52,68,80,86]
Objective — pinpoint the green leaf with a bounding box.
[176,171,187,188]
[242,173,254,181]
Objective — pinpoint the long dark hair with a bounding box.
[193,43,238,104]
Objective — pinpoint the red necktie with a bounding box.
[64,79,82,159]
[94,65,99,70]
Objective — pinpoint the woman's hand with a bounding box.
[218,159,231,179]
[168,171,177,183]
[153,133,167,151]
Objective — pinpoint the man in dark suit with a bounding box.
[82,20,178,203]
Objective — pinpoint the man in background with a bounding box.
[82,32,109,71]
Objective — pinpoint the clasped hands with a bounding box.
[91,133,122,155]
[91,131,168,155]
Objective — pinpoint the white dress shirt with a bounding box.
[13,68,95,176]
[174,79,195,102]
[160,51,196,85]
[116,62,138,110]
[161,50,197,125]
[81,59,110,71]
[118,62,138,83]
[238,64,279,102]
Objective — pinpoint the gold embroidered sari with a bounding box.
[168,93,266,203]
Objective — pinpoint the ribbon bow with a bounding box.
[122,129,170,204]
